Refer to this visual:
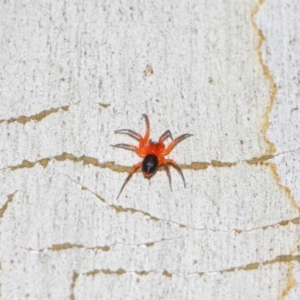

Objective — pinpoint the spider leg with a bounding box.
[165,159,186,188]
[117,162,142,199]
[159,130,173,143]
[115,129,142,141]
[111,143,137,151]
[140,114,150,147]
[163,134,193,156]
[111,144,145,157]
[163,163,172,191]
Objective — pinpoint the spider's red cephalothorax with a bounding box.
[112,114,192,198]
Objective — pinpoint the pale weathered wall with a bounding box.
[0,0,299,299]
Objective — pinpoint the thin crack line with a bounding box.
[273,147,300,157]
[1,145,300,173]
[21,237,182,253]
[67,176,227,232]
[68,176,300,234]
[69,253,300,281]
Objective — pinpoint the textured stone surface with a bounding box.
[0,0,299,299]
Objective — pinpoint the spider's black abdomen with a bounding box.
[142,154,158,176]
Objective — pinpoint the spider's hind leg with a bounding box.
[116,162,142,199]
[165,159,186,188]
[163,163,172,191]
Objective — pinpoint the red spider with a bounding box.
[112,114,192,198]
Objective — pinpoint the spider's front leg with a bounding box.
[114,129,142,141]
[111,143,137,151]
[163,134,193,156]
[139,114,151,148]
[159,130,173,143]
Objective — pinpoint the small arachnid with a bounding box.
[112,114,192,198]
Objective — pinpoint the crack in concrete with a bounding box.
[251,0,277,156]
[69,178,225,230]
[0,191,18,219]
[3,146,300,173]
[23,237,181,253]
[69,272,79,300]
[24,243,111,252]
[246,154,274,165]
[68,253,300,285]
[5,153,127,173]
[279,247,299,300]
[269,162,300,212]
[237,216,300,233]
[67,177,160,222]
[0,105,69,125]
[70,178,300,234]
[197,254,300,277]
[2,150,290,174]
[68,253,300,298]
[273,147,300,157]
[251,1,299,298]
